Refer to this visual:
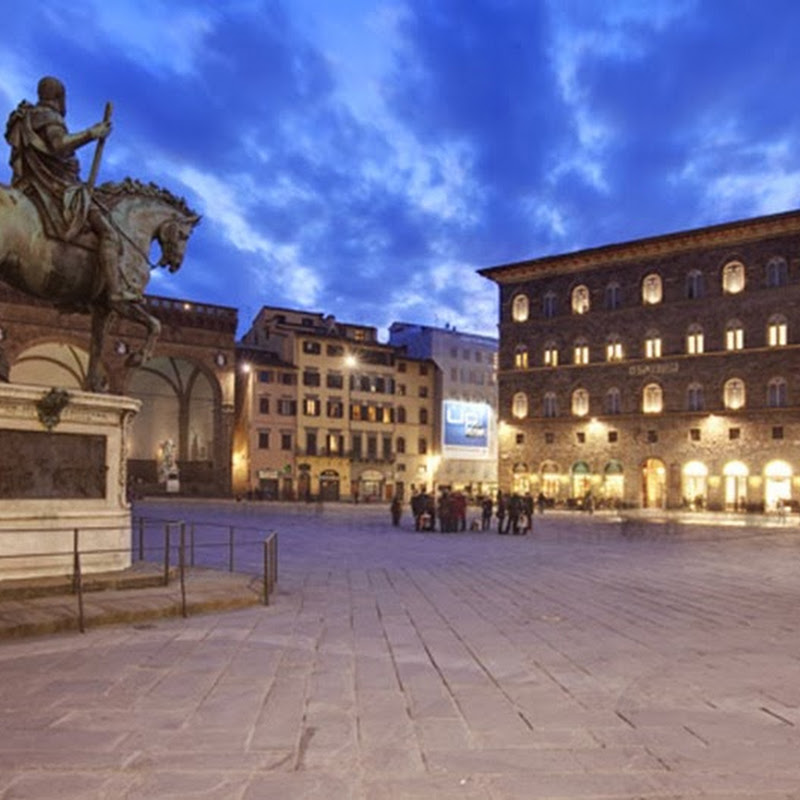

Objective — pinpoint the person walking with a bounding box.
[496,490,507,534]
[481,495,493,531]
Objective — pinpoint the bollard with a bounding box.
[163,524,171,586]
[73,528,85,634]
[179,522,188,618]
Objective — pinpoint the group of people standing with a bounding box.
[409,489,468,532]
[400,488,545,534]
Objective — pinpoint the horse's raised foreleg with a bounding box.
[87,306,112,392]
[111,300,162,368]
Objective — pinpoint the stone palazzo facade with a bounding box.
[481,209,800,512]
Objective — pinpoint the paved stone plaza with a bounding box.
[1,501,799,799]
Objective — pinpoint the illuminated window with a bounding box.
[686,324,704,355]
[768,377,788,408]
[514,344,529,368]
[573,340,590,365]
[571,285,590,314]
[605,387,621,414]
[766,256,788,288]
[511,294,529,322]
[605,282,621,310]
[687,382,704,411]
[642,273,662,305]
[724,378,746,410]
[725,321,744,351]
[512,391,528,419]
[686,269,705,299]
[722,261,745,294]
[542,291,557,318]
[543,342,559,366]
[643,383,663,413]
[644,332,662,359]
[543,392,558,418]
[571,388,589,417]
[767,315,788,347]
[606,334,623,361]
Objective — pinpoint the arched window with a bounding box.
[543,341,559,366]
[605,281,621,310]
[571,284,590,314]
[397,406,407,423]
[571,388,589,417]
[768,377,788,408]
[687,382,704,411]
[643,383,663,413]
[725,320,744,351]
[512,391,528,419]
[686,269,705,299]
[543,392,558,418]
[644,329,662,359]
[605,387,622,415]
[767,314,788,347]
[722,261,745,294]
[573,338,589,365]
[724,378,746,410]
[514,344,529,368]
[511,294,529,322]
[766,256,788,288]
[542,291,557,318]
[396,436,406,454]
[686,324,704,355]
[606,333,623,361]
[642,273,662,305]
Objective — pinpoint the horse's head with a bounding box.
[156,213,202,273]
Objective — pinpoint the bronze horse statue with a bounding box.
[0,177,200,391]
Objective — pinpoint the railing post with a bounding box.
[264,536,271,606]
[163,523,171,586]
[179,522,188,618]
[229,525,235,572]
[73,528,85,634]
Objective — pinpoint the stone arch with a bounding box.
[124,356,225,494]
[8,339,95,389]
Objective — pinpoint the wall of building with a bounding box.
[484,210,800,512]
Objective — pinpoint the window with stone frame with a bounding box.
[767,377,788,408]
[687,382,704,411]
[725,320,744,351]
[722,261,746,294]
[723,378,746,410]
[642,273,663,305]
[642,383,663,413]
[686,324,704,355]
[766,256,788,288]
[571,388,590,417]
[511,293,529,322]
[767,314,788,347]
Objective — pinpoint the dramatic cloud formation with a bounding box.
[3,1,800,338]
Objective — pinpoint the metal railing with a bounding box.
[0,519,279,634]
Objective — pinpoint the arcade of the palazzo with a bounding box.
[0,284,237,496]
[482,208,800,512]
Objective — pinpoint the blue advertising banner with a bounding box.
[442,400,490,457]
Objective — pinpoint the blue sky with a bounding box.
[3,1,800,339]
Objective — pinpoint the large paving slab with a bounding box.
[1,501,799,798]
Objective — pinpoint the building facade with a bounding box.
[0,285,237,496]
[236,307,438,501]
[481,209,800,512]
[388,322,498,498]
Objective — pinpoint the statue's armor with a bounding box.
[5,100,92,241]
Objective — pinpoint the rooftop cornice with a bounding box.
[479,209,800,284]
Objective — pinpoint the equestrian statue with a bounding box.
[0,76,200,391]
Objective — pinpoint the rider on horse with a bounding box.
[4,76,129,303]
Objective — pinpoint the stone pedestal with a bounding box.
[0,383,140,580]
